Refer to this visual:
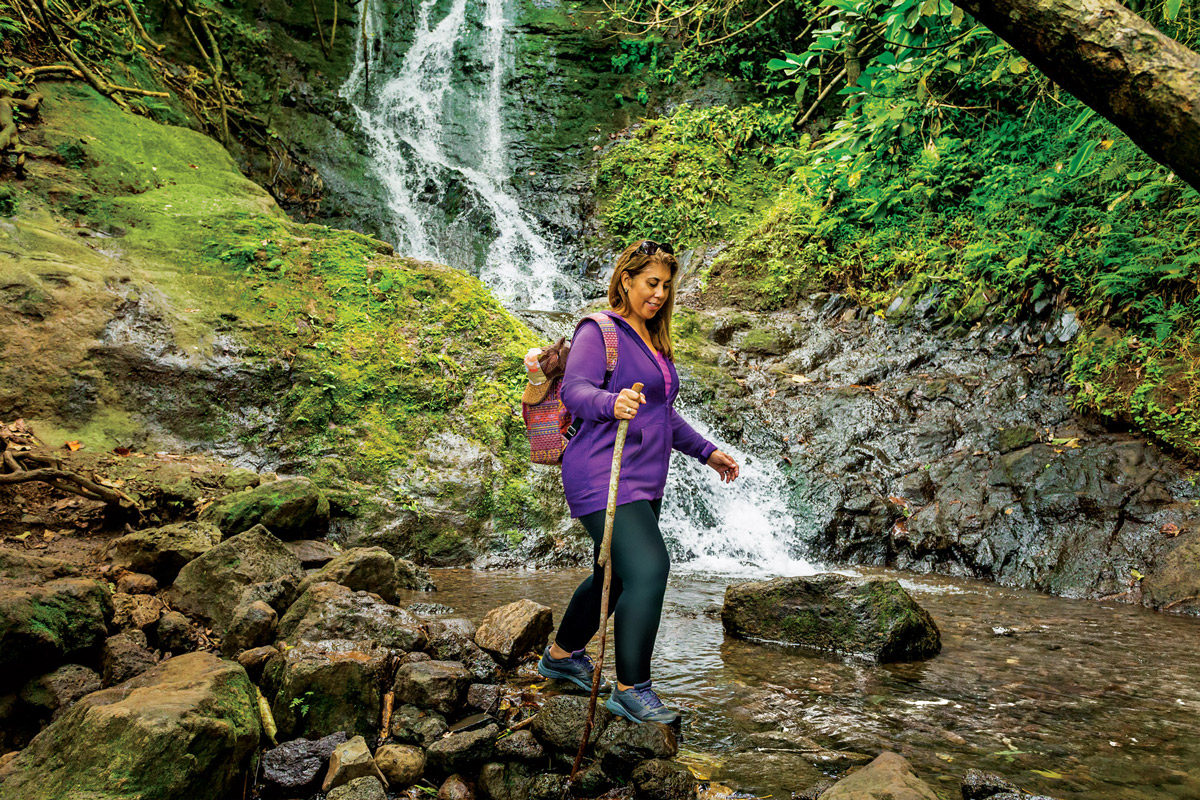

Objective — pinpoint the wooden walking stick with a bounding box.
[569,382,644,781]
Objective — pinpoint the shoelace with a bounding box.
[630,685,665,709]
[571,652,595,672]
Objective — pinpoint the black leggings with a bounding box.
[554,499,668,685]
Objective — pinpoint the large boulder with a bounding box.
[19,664,101,721]
[1143,530,1200,615]
[722,574,941,662]
[531,694,614,753]
[101,630,159,686]
[110,591,166,632]
[0,566,112,679]
[817,752,939,800]
[375,744,425,787]
[428,620,501,683]
[323,735,388,792]
[277,581,428,651]
[200,476,330,539]
[0,652,260,800]
[474,599,553,667]
[164,525,305,632]
[265,639,390,739]
[396,557,437,591]
[104,520,222,582]
[393,660,472,715]
[478,761,531,800]
[301,547,399,602]
[597,718,678,777]
[389,704,449,746]
[425,723,500,777]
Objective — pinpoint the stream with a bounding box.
[399,567,1200,800]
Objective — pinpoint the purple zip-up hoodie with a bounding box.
[560,311,717,518]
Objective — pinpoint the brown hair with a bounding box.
[608,240,678,360]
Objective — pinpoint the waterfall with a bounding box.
[341,0,580,311]
[660,404,818,577]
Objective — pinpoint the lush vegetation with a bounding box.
[595,0,1200,460]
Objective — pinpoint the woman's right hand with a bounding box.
[614,388,646,421]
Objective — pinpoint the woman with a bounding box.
[537,239,740,724]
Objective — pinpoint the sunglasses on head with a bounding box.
[637,239,674,256]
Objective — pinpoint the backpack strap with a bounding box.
[586,312,620,375]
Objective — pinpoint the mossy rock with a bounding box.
[0,652,260,800]
[276,581,427,652]
[264,639,390,740]
[200,477,330,540]
[1143,530,1200,615]
[164,525,305,632]
[104,520,223,583]
[736,326,792,357]
[721,574,941,662]
[0,577,113,680]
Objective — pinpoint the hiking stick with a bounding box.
[570,381,644,781]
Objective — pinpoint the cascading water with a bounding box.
[342,0,579,311]
[660,403,818,576]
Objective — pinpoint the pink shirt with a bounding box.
[654,350,673,397]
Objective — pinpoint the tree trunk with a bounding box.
[957,0,1200,191]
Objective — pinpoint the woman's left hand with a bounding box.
[706,450,739,484]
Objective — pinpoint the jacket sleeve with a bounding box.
[670,406,718,464]
[561,320,619,423]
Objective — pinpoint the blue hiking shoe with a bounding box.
[605,680,680,725]
[537,646,609,692]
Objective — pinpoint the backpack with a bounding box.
[521,312,619,465]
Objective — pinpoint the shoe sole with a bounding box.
[537,659,607,693]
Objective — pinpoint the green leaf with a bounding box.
[1033,770,1065,780]
[1068,107,1095,134]
[950,5,964,25]
[1067,140,1100,175]
[766,58,793,71]
[1165,0,1182,20]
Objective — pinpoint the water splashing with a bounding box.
[660,404,819,577]
[341,0,579,310]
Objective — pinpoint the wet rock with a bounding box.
[328,775,387,800]
[478,761,531,800]
[819,752,939,800]
[402,651,434,664]
[467,683,502,712]
[0,652,259,800]
[262,731,349,792]
[323,734,389,792]
[1143,530,1200,615]
[155,610,199,653]
[164,525,304,633]
[0,573,112,680]
[961,769,1022,799]
[736,326,791,356]
[531,694,613,752]
[239,573,302,616]
[439,773,475,800]
[722,574,941,662]
[429,622,502,682]
[495,728,546,761]
[794,778,836,799]
[199,475,330,539]
[573,760,614,795]
[110,591,166,631]
[394,660,472,714]
[425,723,500,776]
[302,546,399,602]
[221,599,278,656]
[266,638,390,739]
[115,572,158,595]
[289,538,341,567]
[411,601,456,614]
[101,629,158,686]
[236,644,278,682]
[390,703,450,746]
[597,718,678,776]
[992,425,1040,454]
[103,521,221,583]
[278,581,428,650]
[376,743,426,787]
[19,664,101,719]
[631,759,697,800]
[396,557,437,591]
[526,772,569,800]
[474,599,554,667]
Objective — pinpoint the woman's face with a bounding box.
[621,261,673,324]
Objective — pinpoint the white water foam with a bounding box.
[341,0,578,310]
[660,404,819,577]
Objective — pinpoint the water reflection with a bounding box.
[402,568,1200,799]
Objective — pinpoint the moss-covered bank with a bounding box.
[1,82,550,561]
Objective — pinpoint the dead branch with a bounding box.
[0,467,137,507]
[310,0,331,57]
[122,0,164,51]
[33,0,131,111]
[792,66,847,129]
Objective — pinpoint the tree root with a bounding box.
[1,435,138,510]
[1,89,45,171]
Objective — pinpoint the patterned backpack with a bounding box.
[521,313,619,465]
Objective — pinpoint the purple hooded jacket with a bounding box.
[560,311,717,518]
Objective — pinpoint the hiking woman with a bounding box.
[537,239,740,724]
